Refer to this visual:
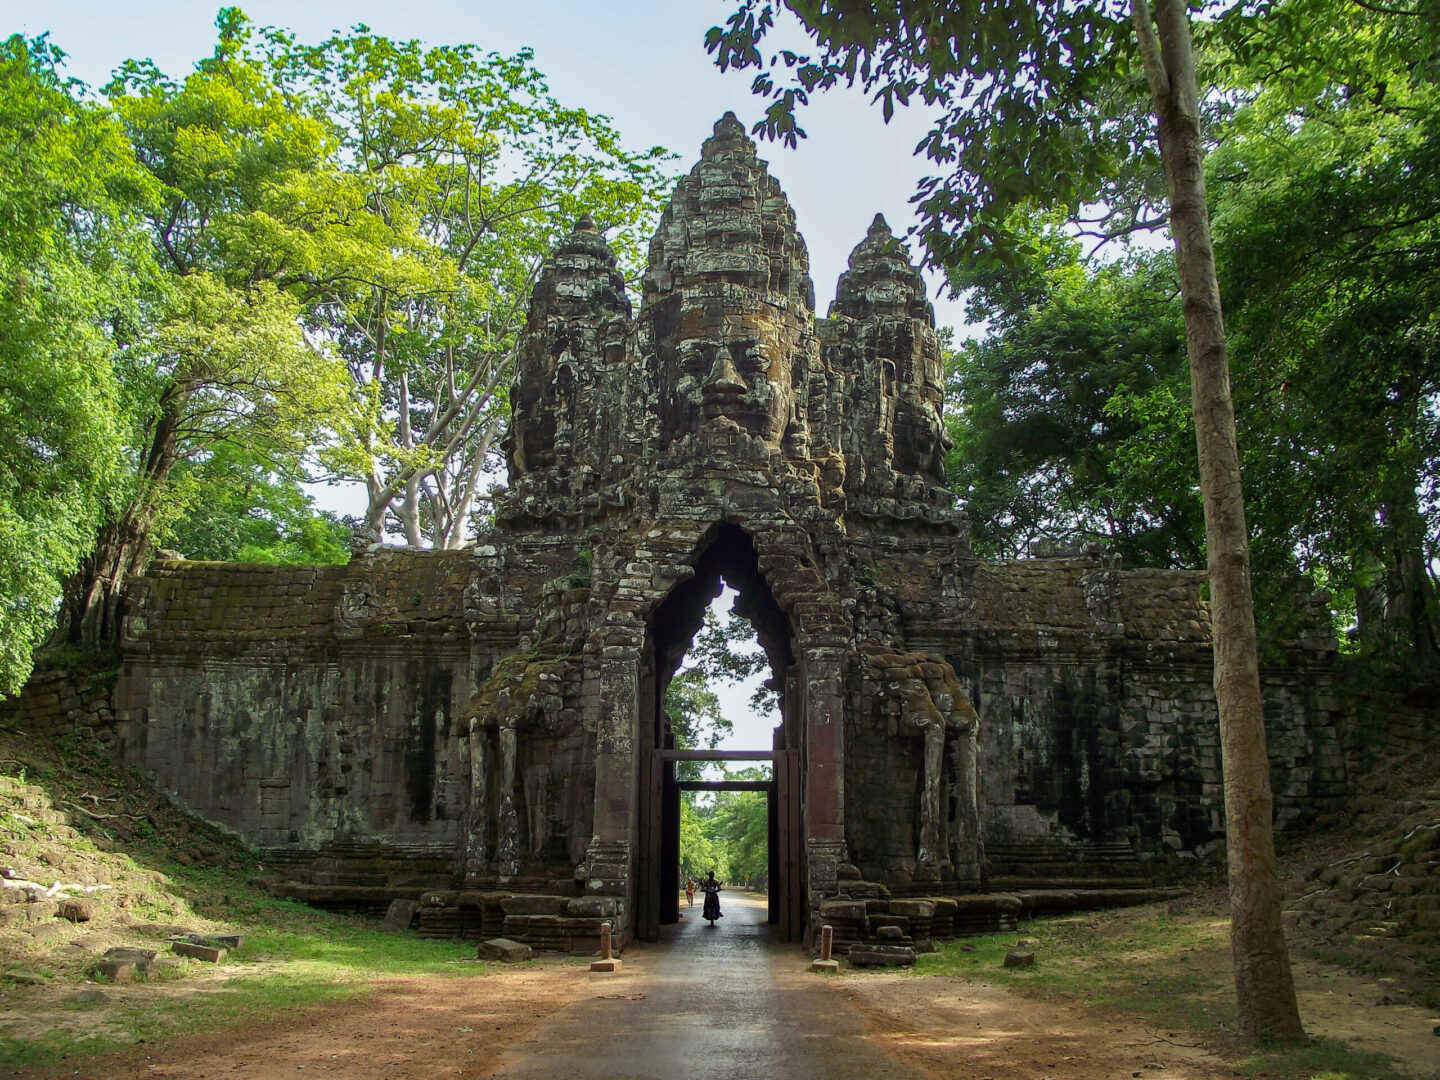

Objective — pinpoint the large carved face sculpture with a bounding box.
[660,333,793,446]
[893,382,951,480]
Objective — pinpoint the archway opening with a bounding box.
[636,523,804,941]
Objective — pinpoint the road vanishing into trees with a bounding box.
[491,891,925,1079]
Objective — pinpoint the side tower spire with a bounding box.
[506,215,631,507]
[826,213,953,508]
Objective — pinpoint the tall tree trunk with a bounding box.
[1135,0,1303,1040]
[56,391,185,650]
[1357,497,1440,680]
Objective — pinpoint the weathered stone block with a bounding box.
[477,937,534,962]
[500,895,567,916]
[847,944,915,967]
[57,899,95,923]
[565,896,618,918]
[171,941,227,963]
[383,899,421,931]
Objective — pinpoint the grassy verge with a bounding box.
[0,732,562,1073]
[913,907,1410,1080]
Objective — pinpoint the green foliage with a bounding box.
[1206,0,1440,663]
[707,1,1156,270]
[679,793,724,882]
[947,220,1198,566]
[0,34,138,692]
[939,0,1440,654]
[665,667,731,783]
[236,13,675,546]
[709,772,769,884]
[680,767,770,885]
[2,9,670,656]
[689,605,779,713]
[164,445,350,564]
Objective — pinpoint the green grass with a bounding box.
[0,733,555,1074]
[913,910,1413,1080]
[0,912,510,1073]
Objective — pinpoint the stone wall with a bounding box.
[0,668,117,747]
[952,557,1348,880]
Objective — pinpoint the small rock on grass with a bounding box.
[1003,949,1035,968]
[58,899,95,923]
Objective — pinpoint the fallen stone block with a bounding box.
[171,941,227,963]
[383,899,421,932]
[1003,949,1035,968]
[847,944,916,967]
[476,937,533,963]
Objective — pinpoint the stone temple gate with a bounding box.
[97,115,1348,951]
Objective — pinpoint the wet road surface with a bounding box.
[488,891,927,1079]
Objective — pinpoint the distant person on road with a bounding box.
[685,877,695,907]
[701,870,723,926]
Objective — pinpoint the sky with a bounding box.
[8,0,967,758]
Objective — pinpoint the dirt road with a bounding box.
[491,891,924,1079]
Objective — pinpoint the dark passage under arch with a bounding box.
[636,523,804,942]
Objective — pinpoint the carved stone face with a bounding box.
[893,383,951,480]
[660,333,793,446]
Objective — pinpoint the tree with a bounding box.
[947,221,1199,565]
[54,13,355,649]
[686,604,779,713]
[710,770,770,884]
[679,795,725,882]
[164,444,350,565]
[707,0,1302,1037]
[1208,0,1440,675]
[254,22,673,547]
[665,666,733,782]
[0,35,137,691]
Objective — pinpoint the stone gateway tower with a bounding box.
[481,112,981,940]
[100,117,1347,951]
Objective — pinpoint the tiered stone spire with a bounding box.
[637,112,819,454]
[507,214,630,488]
[825,214,951,501]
